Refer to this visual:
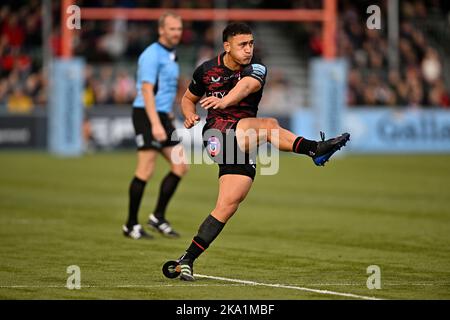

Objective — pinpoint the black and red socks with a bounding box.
[182,214,226,262]
[292,136,318,156]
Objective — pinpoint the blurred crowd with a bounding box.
[1,0,450,115]
[0,1,46,113]
[0,0,219,114]
[337,0,450,107]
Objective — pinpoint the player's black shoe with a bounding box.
[162,253,194,280]
[148,214,180,238]
[179,260,195,281]
[311,131,350,166]
[122,224,154,240]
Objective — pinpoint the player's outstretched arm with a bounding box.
[181,89,202,129]
[200,77,261,110]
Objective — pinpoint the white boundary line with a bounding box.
[195,274,384,300]
[1,283,447,289]
[1,278,448,299]
[0,283,446,289]
[0,284,251,288]
[0,283,447,289]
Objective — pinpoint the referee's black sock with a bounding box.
[182,215,225,262]
[127,176,147,228]
[153,172,181,220]
[292,136,318,156]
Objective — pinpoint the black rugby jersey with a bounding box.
[188,52,267,123]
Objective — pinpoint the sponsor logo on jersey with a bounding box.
[210,91,227,98]
[251,64,266,77]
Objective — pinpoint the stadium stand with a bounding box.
[0,0,449,114]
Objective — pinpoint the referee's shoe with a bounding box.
[122,224,153,240]
[312,132,350,166]
[148,214,180,238]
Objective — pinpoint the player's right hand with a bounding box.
[152,123,167,142]
[184,113,200,129]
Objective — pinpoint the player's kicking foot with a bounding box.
[148,214,180,238]
[122,224,154,240]
[311,132,350,166]
[179,260,195,281]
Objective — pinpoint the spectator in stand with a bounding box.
[422,48,442,85]
[347,69,364,105]
[0,79,9,105]
[113,69,136,104]
[7,86,33,114]
[2,14,25,50]
[429,80,450,107]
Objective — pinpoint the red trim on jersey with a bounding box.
[217,54,221,66]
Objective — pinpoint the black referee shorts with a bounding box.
[132,108,180,151]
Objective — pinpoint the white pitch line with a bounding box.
[0,283,447,289]
[195,274,384,300]
[0,284,249,289]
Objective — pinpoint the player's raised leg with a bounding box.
[178,174,253,281]
[148,144,189,238]
[236,117,350,166]
[123,149,158,240]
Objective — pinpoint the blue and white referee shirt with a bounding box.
[133,42,179,113]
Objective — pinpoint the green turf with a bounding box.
[0,152,449,299]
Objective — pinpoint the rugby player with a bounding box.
[174,22,349,279]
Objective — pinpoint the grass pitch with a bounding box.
[0,152,449,299]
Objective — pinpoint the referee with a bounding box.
[123,12,188,240]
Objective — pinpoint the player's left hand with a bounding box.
[200,96,227,110]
